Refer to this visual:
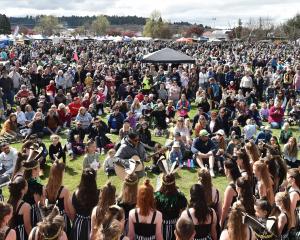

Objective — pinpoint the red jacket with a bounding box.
[46,84,56,96]
[96,93,106,103]
[268,106,284,123]
[68,101,81,117]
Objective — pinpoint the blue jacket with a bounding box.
[108,112,124,131]
[255,131,272,144]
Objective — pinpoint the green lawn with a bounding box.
[1,105,298,201]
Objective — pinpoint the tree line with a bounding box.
[9,15,147,28]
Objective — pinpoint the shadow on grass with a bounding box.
[65,166,78,176]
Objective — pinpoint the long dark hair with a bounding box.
[76,168,99,212]
[224,160,241,182]
[8,176,27,228]
[236,148,253,183]
[189,184,210,223]
[236,177,255,216]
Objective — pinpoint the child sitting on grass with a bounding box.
[103,148,117,176]
[71,134,85,160]
[49,134,66,164]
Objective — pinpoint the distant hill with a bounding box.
[9,15,194,28]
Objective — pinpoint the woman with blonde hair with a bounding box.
[91,182,116,239]
[128,179,163,240]
[220,203,255,240]
[253,161,275,205]
[283,137,298,168]
[130,98,142,118]
[45,161,72,237]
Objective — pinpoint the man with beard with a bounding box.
[191,129,217,177]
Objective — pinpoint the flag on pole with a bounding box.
[73,51,79,62]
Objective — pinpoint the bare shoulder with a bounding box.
[6,228,17,240]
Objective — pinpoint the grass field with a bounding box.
[1,105,299,201]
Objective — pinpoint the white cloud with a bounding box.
[2,0,300,27]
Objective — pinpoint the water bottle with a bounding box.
[187,159,191,168]
[190,159,195,169]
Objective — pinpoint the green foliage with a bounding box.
[10,15,147,28]
[143,10,172,39]
[91,15,110,36]
[0,14,11,34]
[36,15,60,36]
[283,14,300,41]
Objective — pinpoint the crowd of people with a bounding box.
[0,39,300,240]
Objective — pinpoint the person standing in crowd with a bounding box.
[128,179,163,240]
[90,182,116,239]
[220,203,255,240]
[117,174,139,235]
[0,69,14,108]
[174,217,195,240]
[180,184,217,240]
[8,176,32,240]
[44,161,72,237]
[0,202,16,240]
[155,173,187,240]
[220,160,241,228]
[69,168,99,240]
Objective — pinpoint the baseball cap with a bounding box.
[199,129,209,137]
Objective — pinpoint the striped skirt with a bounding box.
[16,224,27,240]
[31,204,42,227]
[71,214,91,240]
[162,218,178,240]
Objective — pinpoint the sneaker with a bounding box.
[210,168,215,178]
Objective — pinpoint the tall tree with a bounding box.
[143,10,172,39]
[36,15,60,35]
[0,14,11,34]
[283,14,300,41]
[91,15,110,36]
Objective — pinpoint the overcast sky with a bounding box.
[1,0,300,28]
